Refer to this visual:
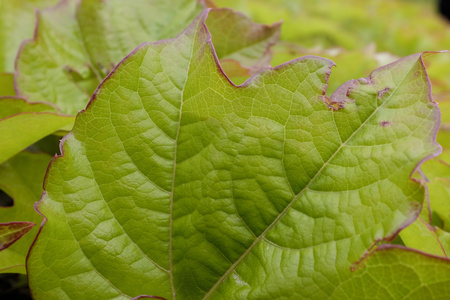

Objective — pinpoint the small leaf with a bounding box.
[27,11,446,299]
[421,150,450,181]
[399,217,446,257]
[429,178,450,231]
[0,152,52,274]
[436,228,450,254]
[0,222,35,251]
[0,97,74,164]
[338,246,450,299]
[205,8,281,75]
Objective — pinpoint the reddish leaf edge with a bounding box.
[0,264,27,273]
[207,7,282,74]
[349,50,450,271]
[0,111,75,123]
[0,221,35,251]
[12,0,101,114]
[12,0,281,115]
[131,296,168,300]
[25,7,449,298]
[0,96,61,117]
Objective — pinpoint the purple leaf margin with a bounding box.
[26,7,450,298]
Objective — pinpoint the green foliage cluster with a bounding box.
[0,0,450,299]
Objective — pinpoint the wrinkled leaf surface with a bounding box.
[28,11,446,300]
[15,0,279,115]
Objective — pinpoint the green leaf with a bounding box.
[399,217,446,257]
[0,97,58,119]
[419,148,450,230]
[0,0,59,72]
[429,178,450,231]
[216,0,450,56]
[0,73,15,96]
[421,150,450,181]
[338,246,450,299]
[14,0,101,115]
[436,228,450,254]
[28,11,443,299]
[437,98,450,149]
[0,152,52,274]
[0,222,35,251]
[0,97,75,164]
[270,43,385,97]
[15,0,279,115]
[205,8,280,78]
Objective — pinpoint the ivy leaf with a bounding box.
[28,10,444,300]
[0,152,52,274]
[0,97,75,164]
[15,0,280,115]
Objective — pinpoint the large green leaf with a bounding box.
[15,0,280,115]
[0,152,52,274]
[28,11,445,299]
[0,97,75,164]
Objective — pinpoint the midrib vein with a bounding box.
[202,64,417,299]
[169,28,199,299]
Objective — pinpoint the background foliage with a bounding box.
[0,0,449,299]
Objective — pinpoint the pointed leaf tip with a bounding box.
[0,222,35,251]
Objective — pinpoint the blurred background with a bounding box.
[213,0,450,152]
[1,0,449,298]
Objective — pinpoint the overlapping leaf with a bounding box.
[26,10,449,299]
[0,0,59,73]
[0,152,52,274]
[335,246,450,299]
[0,97,74,164]
[216,0,450,56]
[218,0,450,123]
[15,0,280,115]
[399,217,447,257]
[0,222,35,251]
[1,0,280,165]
